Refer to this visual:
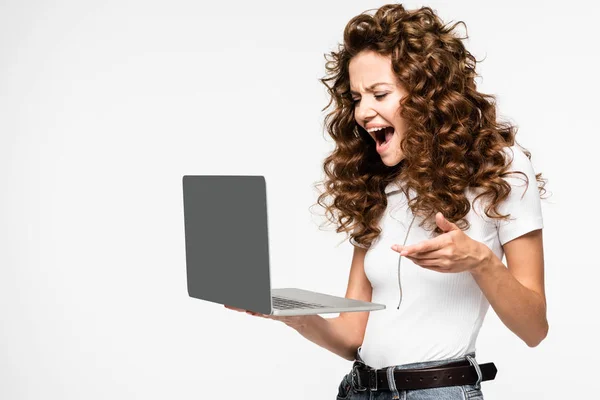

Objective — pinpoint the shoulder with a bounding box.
[500,144,538,184]
[494,143,544,243]
[502,144,534,171]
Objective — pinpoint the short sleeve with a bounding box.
[496,145,544,246]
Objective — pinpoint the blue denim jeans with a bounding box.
[336,349,485,400]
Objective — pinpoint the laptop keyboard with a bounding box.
[272,296,329,310]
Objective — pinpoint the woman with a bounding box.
[227,4,548,399]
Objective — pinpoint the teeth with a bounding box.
[366,126,391,133]
[366,125,394,144]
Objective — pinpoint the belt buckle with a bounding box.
[369,368,378,392]
[352,364,367,392]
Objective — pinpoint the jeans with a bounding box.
[336,349,484,400]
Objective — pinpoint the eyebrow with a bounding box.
[349,82,393,95]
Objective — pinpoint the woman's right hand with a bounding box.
[224,305,269,318]
[224,305,314,330]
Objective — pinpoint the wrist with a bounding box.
[471,243,493,277]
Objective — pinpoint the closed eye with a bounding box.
[352,93,388,105]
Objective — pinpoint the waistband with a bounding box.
[352,346,497,392]
[356,346,478,370]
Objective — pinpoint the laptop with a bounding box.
[182,175,386,316]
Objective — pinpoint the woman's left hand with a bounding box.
[391,212,490,274]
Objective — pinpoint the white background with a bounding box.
[1,0,598,398]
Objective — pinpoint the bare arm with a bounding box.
[228,245,373,361]
[293,245,372,360]
[471,229,548,347]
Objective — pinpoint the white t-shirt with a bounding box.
[352,145,543,368]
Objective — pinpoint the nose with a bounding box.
[354,99,378,126]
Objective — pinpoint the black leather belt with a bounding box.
[352,359,497,391]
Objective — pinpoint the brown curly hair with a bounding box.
[314,3,548,248]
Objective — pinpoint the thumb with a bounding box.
[436,212,458,232]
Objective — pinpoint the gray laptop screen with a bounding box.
[182,175,272,314]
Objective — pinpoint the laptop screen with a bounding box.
[182,175,273,314]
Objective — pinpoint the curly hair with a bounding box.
[314,3,548,248]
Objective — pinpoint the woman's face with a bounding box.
[348,50,408,166]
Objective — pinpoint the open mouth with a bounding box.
[374,126,395,146]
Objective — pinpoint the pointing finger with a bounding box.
[400,238,445,255]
